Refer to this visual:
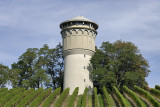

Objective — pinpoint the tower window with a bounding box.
[84,79,86,82]
[84,66,85,69]
[84,55,86,57]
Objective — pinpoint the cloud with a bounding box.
[0,0,160,87]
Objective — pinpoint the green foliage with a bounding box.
[0,88,25,106]
[155,85,160,90]
[76,95,82,107]
[150,88,160,98]
[16,88,43,107]
[10,43,64,90]
[142,85,150,91]
[4,88,34,107]
[42,87,61,107]
[113,86,131,107]
[98,94,104,107]
[81,88,89,107]
[1,87,160,107]
[91,40,150,91]
[0,88,8,92]
[0,88,16,99]
[29,88,52,107]
[67,87,79,107]
[87,95,92,107]
[134,85,160,107]
[94,87,98,107]
[123,86,145,107]
[54,88,70,107]
[0,64,9,88]
[102,86,111,107]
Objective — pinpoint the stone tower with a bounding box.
[60,16,98,95]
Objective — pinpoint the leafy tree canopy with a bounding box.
[0,64,9,88]
[10,43,64,89]
[90,40,150,92]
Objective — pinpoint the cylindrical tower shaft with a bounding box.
[60,16,98,95]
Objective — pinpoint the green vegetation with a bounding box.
[0,41,157,107]
[81,88,89,107]
[102,86,111,107]
[123,86,145,107]
[42,87,61,107]
[88,95,92,107]
[4,88,34,107]
[98,94,104,107]
[0,88,17,99]
[113,86,131,107]
[91,41,150,92]
[0,85,159,107]
[67,87,79,107]
[0,64,9,88]
[94,87,98,107]
[16,88,43,107]
[0,88,25,106]
[0,89,9,98]
[0,88,8,92]
[134,85,160,107]
[76,95,82,107]
[150,88,160,98]
[155,85,160,90]
[54,88,70,107]
[29,88,52,107]
[9,44,63,90]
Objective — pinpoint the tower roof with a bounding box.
[60,16,98,30]
[68,16,92,22]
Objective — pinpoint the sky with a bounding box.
[0,0,160,88]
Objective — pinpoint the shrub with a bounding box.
[113,86,130,107]
[94,87,98,107]
[54,88,70,107]
[42,87,61,107]
[76,95,82,107]
[67,87,79,107]
[29,88,52,107]
[98,94,104,107]
[123,86,145,107]
[155,85,160,91]
[0,88,17,100]
[102,86,111,107]
[0,88,25,106]
[4,88,34,107]
[0,88,8,92]
[134,85,160,107]
[150,88,160,98]
[16,88,43,107]
[81,88,88,107]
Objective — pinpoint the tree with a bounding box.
[0,64,9,88]
[90,40,150,92]
[45,43,64,89]
[9,43,64,90]
[10,48,39,88]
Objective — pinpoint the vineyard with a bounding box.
[0,85,160,107]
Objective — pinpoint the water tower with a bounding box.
[60,16,98,95]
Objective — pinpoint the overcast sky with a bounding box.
[0,0,160,88]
